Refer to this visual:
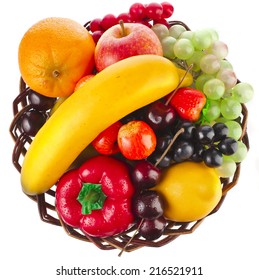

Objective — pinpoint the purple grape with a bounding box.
[212,122,228,142]
[148,151,172,168]
[191,142,204,162]
[179,121,196,140]
[172,140,194,162]
[203,147,223,167]
[156,134,172,151]
[217,137,238,155]
[195,125,215,144]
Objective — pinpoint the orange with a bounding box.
[18,17,95,98]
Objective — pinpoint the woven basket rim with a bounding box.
[9,20,250,253]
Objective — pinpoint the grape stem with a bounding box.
[165,64,193,106]
[118,218,144,257]
[155,128,184,167]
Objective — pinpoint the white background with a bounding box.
[1,0,259,279]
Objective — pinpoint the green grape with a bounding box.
[186,51,203,71]
[230,141,248,162]
[220,59,233,70]
[203,99,221,122]
[215,117,227,123]
[196,74,215,91]
[216,68,237,90]
[222,88,232,98]
[151,24,169,40]
[220,97,242,120]
[192,29,213,50]
[179,30,194,40]
[200,54,221,74]
[216,156,237,178]
[203,78,225,100]
[207,40,228,60]
[225,120,242,140]
[173,38,194,60]
[169,24,186,38]
[161,36,176,59]
[204,28,219,42]
[231,82,254,103]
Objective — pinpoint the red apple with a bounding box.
[94,21,163,72]
[117,120,157,160]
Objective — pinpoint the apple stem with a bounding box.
[119,20,127,37]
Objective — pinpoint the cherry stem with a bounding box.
[119,20,126,37]
[165,64,193,106]
[118,218,144,257]
[155,128,185,167]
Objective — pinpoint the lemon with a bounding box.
[154,162,222,222]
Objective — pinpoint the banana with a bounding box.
[21,54,189,195]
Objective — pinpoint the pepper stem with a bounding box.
[77,183,107,214]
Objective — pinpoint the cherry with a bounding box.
[131,160,161,190]
[139,216,166,240]
[145,101,177,131]
[161,2,174,18]
[117,13,132,23]
[89,18,103,32]
[132,190,164,220]
[129,3,146,21]
[19,110,47,137]
[153,18,170,28]
[100,14,118,30]
[28,89,56,111]
[92,30,104,44]
[138,20,152,28]
[145,3,163,20]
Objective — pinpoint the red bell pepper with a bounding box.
[55,155,135,237]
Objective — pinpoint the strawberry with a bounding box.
[169,87,206,122]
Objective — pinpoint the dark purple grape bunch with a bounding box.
[170,121,238,167]
[18,89,56,137]
[131,161,166,240]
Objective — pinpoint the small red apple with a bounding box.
[94,21,163,72]
[117,120,157,160]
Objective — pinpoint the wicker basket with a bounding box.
[10,20,249,253]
